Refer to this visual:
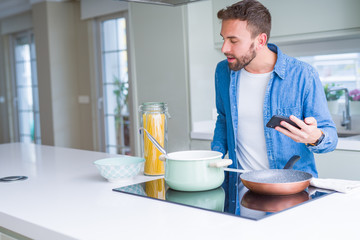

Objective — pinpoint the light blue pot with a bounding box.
[162,150,232,192]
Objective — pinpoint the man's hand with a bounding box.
[274,115,322,145]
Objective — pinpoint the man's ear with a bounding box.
[255,33,268,50]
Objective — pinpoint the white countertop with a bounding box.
[1,143,360,240]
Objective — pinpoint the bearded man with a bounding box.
[211,0,338,177]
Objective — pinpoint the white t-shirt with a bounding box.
[236,68,272,170]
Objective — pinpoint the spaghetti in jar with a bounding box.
[139,102,168,176]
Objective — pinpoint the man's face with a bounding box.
[220,19,257,71]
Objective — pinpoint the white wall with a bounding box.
[32,1,94,149]
[187,1,223,125]
[129,3,191,154]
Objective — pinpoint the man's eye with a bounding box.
[230,40,238,44]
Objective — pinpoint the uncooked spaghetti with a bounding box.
[143,112,165,175]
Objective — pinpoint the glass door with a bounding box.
[97,13,132,155]
[11,30,41,144]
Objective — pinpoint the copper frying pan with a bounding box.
[239,155,313,195]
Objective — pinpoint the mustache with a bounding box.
[225,53,236,58]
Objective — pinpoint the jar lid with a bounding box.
[139,102,168,112]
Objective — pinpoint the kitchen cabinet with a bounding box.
[191,139,212,150]
[315,150,360,181]
[212,0,360,48]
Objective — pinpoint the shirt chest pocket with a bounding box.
[275,107,302,119]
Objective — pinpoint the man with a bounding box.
[211,0,337,177]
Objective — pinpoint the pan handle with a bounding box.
[209,159,233,168]
[283,155,301,169]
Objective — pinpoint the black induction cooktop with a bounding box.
[113,172,333,220]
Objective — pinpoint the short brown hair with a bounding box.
[217,0,271,42]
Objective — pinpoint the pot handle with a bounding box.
[209,159,233,168]
[159,154,166,161]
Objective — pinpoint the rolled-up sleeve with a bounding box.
[304,68,338,153]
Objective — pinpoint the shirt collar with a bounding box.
[268,43,286,80]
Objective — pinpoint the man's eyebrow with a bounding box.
[220,34,239,40]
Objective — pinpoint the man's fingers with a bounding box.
[280,121,308,138]
[276,116,321,144]
[289,115,307,129]
[275,126,302,143]
[304,117,317,126]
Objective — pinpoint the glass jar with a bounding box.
[139,102,168,176]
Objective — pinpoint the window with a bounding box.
[98,14,131,155]
[299,52,360,118]
[12,30,41,144]
[299,53,360,92]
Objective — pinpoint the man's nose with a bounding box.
[221,41,229,54]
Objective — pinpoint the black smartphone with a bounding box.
[266,115,301,129]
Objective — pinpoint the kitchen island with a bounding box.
[0,143,359,240]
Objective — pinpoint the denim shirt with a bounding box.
[211,43,338,177]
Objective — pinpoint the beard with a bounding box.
[226,42,256,71]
